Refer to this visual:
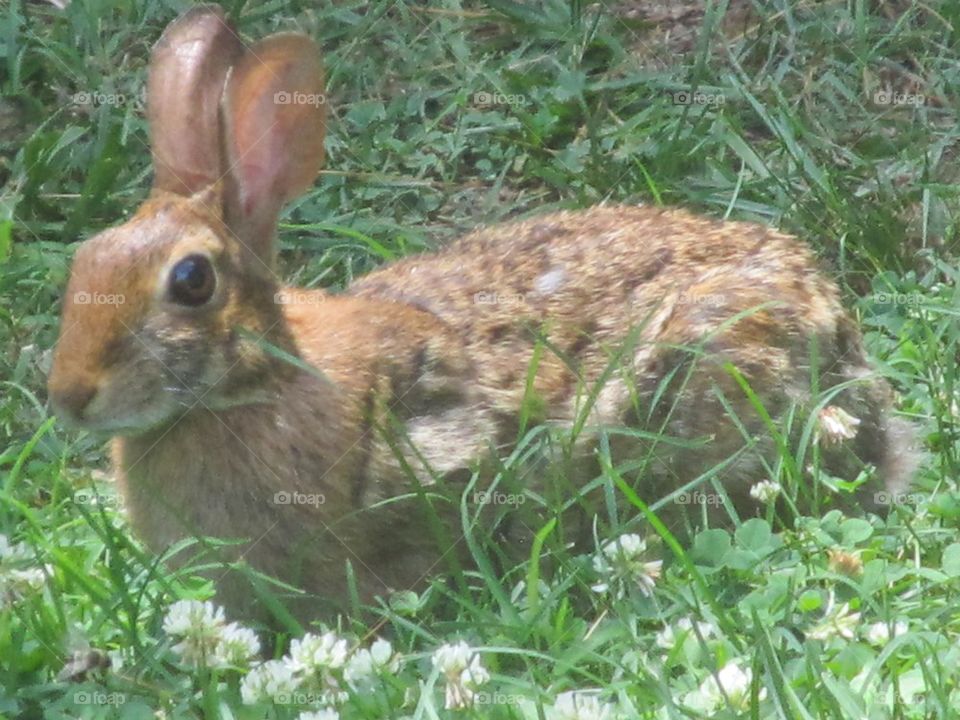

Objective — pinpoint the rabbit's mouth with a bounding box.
[49,358,194,437]
[54,391,187,438]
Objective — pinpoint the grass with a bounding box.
[0,0,958,718]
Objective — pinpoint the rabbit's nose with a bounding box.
[49,383,98,425]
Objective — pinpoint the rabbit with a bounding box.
[47,5,917,623]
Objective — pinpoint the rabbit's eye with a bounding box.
[168,254,216,306]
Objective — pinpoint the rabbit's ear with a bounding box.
[148,5,244,196]
[221,33,325,263]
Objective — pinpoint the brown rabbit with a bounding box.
[48,6,916,622]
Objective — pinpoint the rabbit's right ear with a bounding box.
[148,5,244,196]
[221,33,325,264]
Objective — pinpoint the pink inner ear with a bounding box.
[242,161,272,218]
[221,33,326,254]
[231,84,289,218]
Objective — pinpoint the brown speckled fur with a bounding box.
[47,8,917,624]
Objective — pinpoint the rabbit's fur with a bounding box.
[48,6,917,622]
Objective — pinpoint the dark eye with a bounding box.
[168,254,216,306]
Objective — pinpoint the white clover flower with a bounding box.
[749,480,782,504]
[0,536,48,604]
[298,710,340,720]
[210,622,260,668]
[344,638,400,689]
[591,534,662,597]
[549,690,613,720]
[241,659,298,704]
[344,648,375,688]
[162,600,259,669]
[864,621,907,646]
[370,639,397,668]
[0,535,31,563]
[162,600,227,666]
[162,600,225,636]
[655,617,716,649]
[5,567,48,593]
[287,631,349,675]
[808,599,860,641]
[432,641,490,709]
[107,648,132,673]
[818,406,861,446]
[690,662,765,712]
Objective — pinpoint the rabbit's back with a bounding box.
[350,204,914,515]
[350,205,847,421]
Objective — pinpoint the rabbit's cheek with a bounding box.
[155,333,213,393]
[123,318,212,399]
[73,362,179,436]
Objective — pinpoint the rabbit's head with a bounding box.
[48,6,325,434]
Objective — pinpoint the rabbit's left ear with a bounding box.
[221,34,326,264]
[148,5,244,197]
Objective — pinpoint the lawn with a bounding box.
[1,0,958,718]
